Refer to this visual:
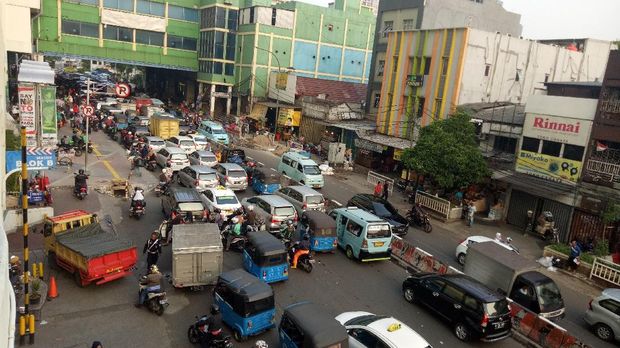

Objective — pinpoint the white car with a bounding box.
[144,136,166,152]
[336,311,432,348]
[155,147,190,172]
[187,134,209,151]
[455,236,519,265]
[188,150,218,167]
[201,186,242,216]
[165,135,196,154]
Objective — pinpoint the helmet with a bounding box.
[232,217,239,224]
[254,340,268,348]
[247,204,255,212]
[286,220,293,226]
[150,265,159,274]
[78,169,85,175]
[10,256,19,265]
[210,304,220,315]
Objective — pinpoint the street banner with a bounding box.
[277,108,300,126]
[5,148,56,175]
[516,150,581,185]
[40,85,58,147]
[18,84,37,147]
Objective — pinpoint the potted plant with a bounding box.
[30,279,41,304]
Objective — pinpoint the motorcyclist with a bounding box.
[159,168,171,189]
[74,169,89,195]
[198,304,223,348]
[296,214,309,240]
[136,264,163,307]
[131,187,146,209]
[289,233,311,268]
[280,220,295,240]
[246,204,257,226]
[225,217,243,251]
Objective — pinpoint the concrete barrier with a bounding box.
[3,207,54,234]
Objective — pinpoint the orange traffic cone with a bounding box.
[47,276,58,299]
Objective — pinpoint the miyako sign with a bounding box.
[523,114,592,146]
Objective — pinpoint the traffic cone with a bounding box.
[47,276,58,299]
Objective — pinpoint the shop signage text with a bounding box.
[532,117,580,133]
[523,113,592,145]
[515,150,581,185]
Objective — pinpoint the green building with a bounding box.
[34,0,376,116]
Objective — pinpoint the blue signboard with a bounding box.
[5,148,56,174]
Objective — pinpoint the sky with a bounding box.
[295,0,620,41]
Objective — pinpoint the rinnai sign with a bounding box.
[523,113,592,146]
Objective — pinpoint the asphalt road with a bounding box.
[21,132,604,348]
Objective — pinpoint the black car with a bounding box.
[402,273,512,342]
[161,187,207,221]
[221,147,247,164]
[346,194,408,236]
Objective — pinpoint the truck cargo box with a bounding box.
[172,223,223,288]
[149,114,179,139]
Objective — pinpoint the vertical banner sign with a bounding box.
[276,72,288,90]
[18,84,37,147]
[40,86,58,147]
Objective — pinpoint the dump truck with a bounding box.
[149,114,180,139]
[43,210,137,287]
[171,223,223,290]
[464,242,565,320]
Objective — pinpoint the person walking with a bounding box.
[567,240,581,271]
[143,232,162,271]
[373,181,383,197]
[381,180,389,201]
[467,202,476,227]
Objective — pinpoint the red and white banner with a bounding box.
[18,84,37,147]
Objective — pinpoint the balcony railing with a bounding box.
[586,159,620,183]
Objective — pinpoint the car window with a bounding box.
[228,170,246,178]
[274,206,295,216]
[484,300,510,317]
[199,173,216,181]
[290,190,303,202]
[202,155,216,162]
[303,165,321,175]
[464,295,482,313]
[348,328,388,348]
[171,153,187,160]
[282,157,291,166]
[297,163,304,172]
[216,195,238,205]
[180,140,194,147]
[279,187,290,195]
[425,278,445,292]
[306,195,324,204]
[600,299,620,316]
[442,284,465,302]
[159,149,168,156]
[366,224,391,239]
[346,220,362,237]
[371,202,393,217]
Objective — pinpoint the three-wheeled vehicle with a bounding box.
[243,232,289,283]
[214,268,276,341]
[252,168,281,194]
[279,302,349,348]
[526,210,558,241]
[298,210,337,253]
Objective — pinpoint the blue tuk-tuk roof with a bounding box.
[303,210,336,232]
[247,232,286,256]
[218,269,274,302]
[283,302,348,347]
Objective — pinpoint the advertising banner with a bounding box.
[516,150,581,185]
[277,108,301,126]
[522,114,592,145]
[40,86,57,147]
[18,84,37,147]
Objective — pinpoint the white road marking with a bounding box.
[331,200,342,206]
[270,167,277,172]
[247,156,253,160]
[258,162,265,166]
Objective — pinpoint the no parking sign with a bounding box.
[115,83,131,98]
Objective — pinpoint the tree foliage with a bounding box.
[401,110,489,191]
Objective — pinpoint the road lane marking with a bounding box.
[92,144,102,157]
[331,200,342,207]
[247,156,253,160]
[102,160,122,180]
[270,168,277,172]
[258,162,264,166]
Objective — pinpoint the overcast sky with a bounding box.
[296,0,620,41]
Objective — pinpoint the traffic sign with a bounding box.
[5,148,56,175]
[115,83,131,98]
[83,105,94,116]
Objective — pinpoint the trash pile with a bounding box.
[319,162,334,175]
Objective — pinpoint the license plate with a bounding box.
[373,241,385,247]
[493,322,505,329]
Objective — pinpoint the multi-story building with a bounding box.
[366,0,523,115]
[373,27,612,139]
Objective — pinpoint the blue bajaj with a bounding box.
[299,210,337,253]
[243,232,288,283]
[252,168,281,194]
[214,269,276,341]
[279,302,349,348]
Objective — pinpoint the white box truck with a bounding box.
[171,223,223,290]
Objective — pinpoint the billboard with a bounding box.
[277,108,301,127]
[18,84,37,147]
[515,150,581,185]
[522,113,592,145]
[40,86,57,147]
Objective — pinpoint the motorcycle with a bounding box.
[146,159,157,171]
[130,201,146,219]
[138,280,168,316]
[220,225,247,252]
[154,182,169,197]
[187,315,233,347]
[289,244,314,273]
[406,205,432,233]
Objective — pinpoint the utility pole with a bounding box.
[84,78,90,171]
[255,46,282,137]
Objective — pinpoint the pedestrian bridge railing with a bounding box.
[414,191,451,220]
[590,257,620,286]
[366,171,394,193]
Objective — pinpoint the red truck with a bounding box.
[43,210,137,287]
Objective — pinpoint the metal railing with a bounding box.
[586,159,620,179]
[366,171,394,193]
[590,257,620,286]
[414,191,451,220]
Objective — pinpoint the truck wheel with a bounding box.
[74,271,84,288]
[594,323,614,341]
[454,322,471,341]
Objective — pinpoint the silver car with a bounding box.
[144,136,166,152]
[188,150,218,167]
[175,165,219,191]
[155,147,190,172]
[214,163,247,191]
[275,185,326,214]
[584,288,620,342]
[241,195,297,231]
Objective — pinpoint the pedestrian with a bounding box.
[381,180,389,200]
[467,202,476,227]
[373,181,383,197]
[143,232,162,271]
[91,341,103,348]
[567,240,581,271]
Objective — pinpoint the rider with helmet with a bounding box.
[136,264,163,307]
[225,217,244,251]
[131,186,146,209]
[246,204,257,226]
[198,304,224,347]
[289,233,311,268]
[74,169,89,195]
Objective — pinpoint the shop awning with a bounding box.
[248,104,267,121]
[492,169,578,203]
[358,133,415,150]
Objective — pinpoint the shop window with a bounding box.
[563,144,585,161]
[520,137,540,152]
[103,0,133,11]
[541,140,561,157]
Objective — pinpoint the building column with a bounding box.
[210,84,216,117]
[236,96,242,116]
[226,86,232,116]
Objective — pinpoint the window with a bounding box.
[227,9,238,30]
[544,73,550,83]
[103,25,132,42]
[168,5,199,22]
[167,35,197,50]
[493,136,517,154]
[521,137,540,152]
[214,31,225,59]
[403,19,415,30]
[137,0,165,16]
[348,329,388,348]
[346,220,362,237]
[484,64,491,77]
[463,295,481,312]
[423,57,432,75]
[541,140,561,157]
[600,299,620,315]
[515,69,522,82]
[383,20,393,37]
[65,0,98,5]
[103,0,133,11]
[425,278,445,292]
[563,144,585,161]
[215,7,226,28]
[271,8,277,26]
[213,62,223,74]
[373,93,380,108]
[441,57,449,75]
[136,30,164,46]
[224,63,234,76]
[226,33,236,60]
[376,60,385,77]
[201,7,215,28]
[434,99,442,114]
[442,284,465,302]
[280,315,304,346]
[62,20,98,38]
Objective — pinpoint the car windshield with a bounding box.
[193,136,207,143]
[178,202,204,212]
[228,170,246,178]
[180,140,194,147]
[371,202,396,217]
[535,281,563,310]
[216,195,238,205]
[171,154,187,160]
[303,165,321,175]
[151,140,164,146]
[199,173,217,181]
[274,206,295,217]
[483,299,510,316]
[212,128,226,134]
[201,155,217,162]
[242,296,275,318]
[306,195,324,204]
[366,224,391,239]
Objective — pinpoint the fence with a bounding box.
[414,191,451,220]
[390,236,592,348]
[590,257,620,286]
[366,171,394,193]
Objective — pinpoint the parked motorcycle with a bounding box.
[138,281,168,316]
[406,205,432,233]
[187,315,233,347]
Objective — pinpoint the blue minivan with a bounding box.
[198,120,229,145]
[330,207,393,262]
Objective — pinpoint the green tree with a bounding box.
[401,110,489,192]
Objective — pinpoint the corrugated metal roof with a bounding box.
[461,103,525,125]
[296,77,367,104]
[358,133,414,150]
